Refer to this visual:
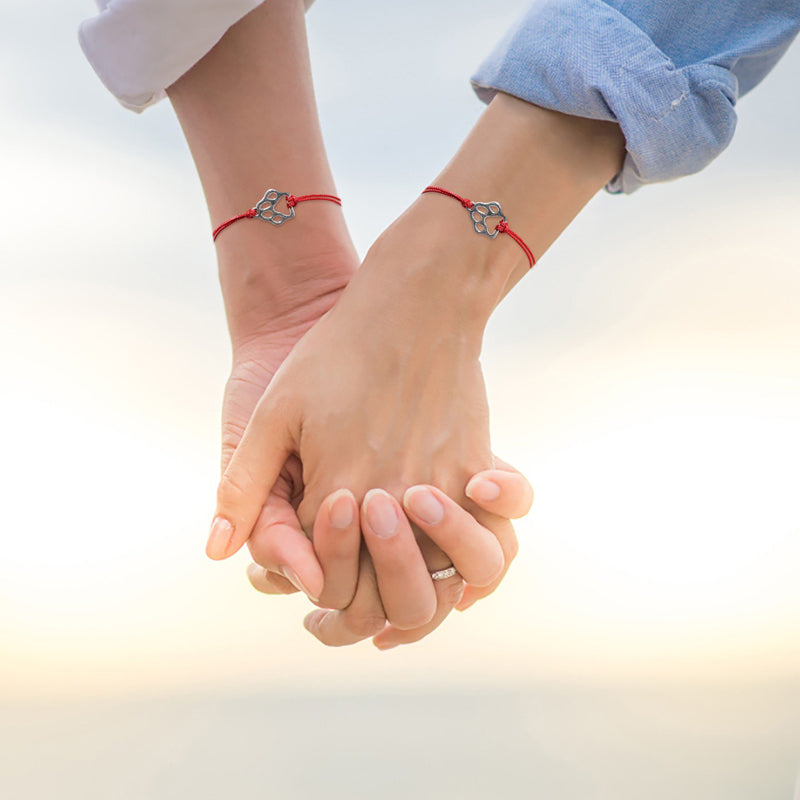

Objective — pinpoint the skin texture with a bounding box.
[167,0,358,605]
[247,465,534,648]
[211,87,625,645]
[167,0,531,642]
[211,233,507,630]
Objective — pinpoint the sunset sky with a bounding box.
[1,0,798,700]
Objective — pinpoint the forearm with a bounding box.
[381,93,625,325]
[439,93,624,288]
[166,0,356,347]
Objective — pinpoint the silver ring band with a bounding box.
[430,566,458,582]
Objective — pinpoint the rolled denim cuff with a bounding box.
[470,0,739,193]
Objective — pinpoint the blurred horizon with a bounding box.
[2,683,799,799]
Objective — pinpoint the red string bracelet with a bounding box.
[212,188,342,242]
[421,186,536,269]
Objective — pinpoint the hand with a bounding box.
[209,246,357,604]
[346,462,533,649]
[167,0,362,599]
[245,463,534,648]
[213,199,524,639]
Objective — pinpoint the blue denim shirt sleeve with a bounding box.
[470,0,800,193]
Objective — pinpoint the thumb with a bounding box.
[206,394,295,560]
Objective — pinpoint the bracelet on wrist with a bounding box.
[421,186,536,269]
[213,188,342,242]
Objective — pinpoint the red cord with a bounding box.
[212,190,342,242]
[422,185,475,209]
[495,220,535,267]
[211,209,258,241]
[286,193,342,208]
[422,185,536,269]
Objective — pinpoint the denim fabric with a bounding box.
[471,0,800,193]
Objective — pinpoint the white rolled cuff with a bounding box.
[78,0,315,113]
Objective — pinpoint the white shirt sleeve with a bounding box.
[78,0,315,113]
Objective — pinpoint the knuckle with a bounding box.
[296,498,316,537]
[345,612,386,639]
[325,530,360,558]
[246,536,278,569]
[314,537,351,569]
[438,578,466,608]
[470,558,504,588]
[389,607,435,631]
[316,588,353,611]
[217,465,256,508]
[220,424,246,471]
[484,545,507,583]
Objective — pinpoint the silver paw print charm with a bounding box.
[254,189,295,226]
[469,201,506,239]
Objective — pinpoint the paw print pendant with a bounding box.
[469,201,506,239]
[254,189,295,226]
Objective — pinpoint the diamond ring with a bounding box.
[430,566,459,582]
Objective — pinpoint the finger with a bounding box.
[455,459,529,610]
[402,485,504,587]
[246,563,298,595]
[207,396,294,560]
[372,571,465,650]
[246,492,324,602]
[303,551,387,647]
[361,489,437,630]
[312,489,361,610]
[465,467,534,519]
[457,517,519,611]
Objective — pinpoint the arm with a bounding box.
[471,0,800,193]
[214,93,625,646]
[166,0,356,355]
[167,0,518,623]
[167,0,358,598]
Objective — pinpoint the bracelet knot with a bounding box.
[420,185,536,269]
[212,188,342,241]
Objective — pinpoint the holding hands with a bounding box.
[207,195,534,648]
[166,0,622,648]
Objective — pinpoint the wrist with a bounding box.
[363,95,625,329]
[221,223,358,351]
[362,193,520,333]
[166,0,359,350]
[426,92,625,300]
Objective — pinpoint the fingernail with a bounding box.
[457,598,477,612]
[328,489,355,529]
[206,516,234,559]
[404,486,444,525]
[364,489,399,538]
[281,566,319,603]
[465,478,501,503]
[373,640,398,651]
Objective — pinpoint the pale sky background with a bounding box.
[0,0,799,701]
